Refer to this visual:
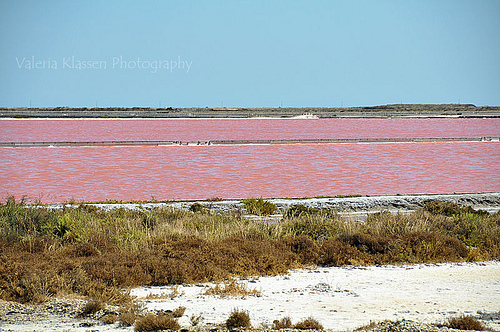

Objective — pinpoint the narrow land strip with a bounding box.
[2,104,500,118]
[1,136,499,147]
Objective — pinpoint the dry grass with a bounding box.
[272,316,293,329]
[118,306,137,327]
[134,312,181,331]
[79,298,104,317]
[354,321,377,330]
[226,309,251,328]
[293,317,324,330]
[272,316,323,330]
[1,197,499,306]
[204,279,261,297]
[142,286,183,300]
[100,313,118,324]
[445,315,486,331]
[171,306,186,318]
[190,314,204,326]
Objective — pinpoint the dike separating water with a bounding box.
[43,193,500,216]
[1,136,499,148]
[2,104,500,118]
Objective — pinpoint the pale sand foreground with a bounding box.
[132,261,500,331]
[1,262,499,331]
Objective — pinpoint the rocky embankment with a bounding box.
[77,192,500,216]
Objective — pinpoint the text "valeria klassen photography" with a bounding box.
[15,56,193,73]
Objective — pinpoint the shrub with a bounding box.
[119,309,137,327]
[242,198,277,215]
[100,313,118,324]
[79,298,104,317]
[293,317,324,330]
[189,202,205,213]
[319,238,369,266]
[172,306,186,318]
[284,205,321,218]
[281,217,338,241]
[272,316,292,329]
[204,279,261,297]
[280,235,319,264]
[190,314,204,326]
[445,315,486,331]
[226,309,251,328]
[134,312,181,331]
[424,201,489,217]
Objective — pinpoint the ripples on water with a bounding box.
[0,118,499,202]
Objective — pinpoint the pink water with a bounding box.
[1,119,499,202]
[2,118,500,142]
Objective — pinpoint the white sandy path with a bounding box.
[132,262,500,331]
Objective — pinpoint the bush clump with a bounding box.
[445,315,486,331]
[284,205,321,218]
[189,202,205,213]
[134,312,181,331]
[79,298,104,317]
[226,309,251,328]
[100,313,118,324]
[272,316,293,329]
[242,198,277,215]
[424,201,489,217]
[118,308,137,327]
[293,317,324,330]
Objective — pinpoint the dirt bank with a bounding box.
[68,192,500,215]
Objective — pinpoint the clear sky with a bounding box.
[1,0,499,108]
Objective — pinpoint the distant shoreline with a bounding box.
[2,103,500,118]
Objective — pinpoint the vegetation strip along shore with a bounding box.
[1,197,499,307]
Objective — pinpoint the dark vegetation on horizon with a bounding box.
[2,103,499,119]
[0,197,499,308]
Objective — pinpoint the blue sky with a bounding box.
[1,0,499,108]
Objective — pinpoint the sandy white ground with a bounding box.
[131,261,500,331]
[1,262,499,331]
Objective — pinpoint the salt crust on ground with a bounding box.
[132,261,500,331]
[1,261,499,331]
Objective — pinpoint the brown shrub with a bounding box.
[272,316,293,329]
[400,232,468,263]
[424,200,489,217]
[293,317,324,330]
[135,312,181,331]
[100,313,118,324]
[445,315,486,331]
[339,233,391,255]
[79,298,103,317]
[204,279,261,297]
[172,306,186,318]
[280,235,320,264]
[319,239,370,266]
[226,309,251,328]
[190,314,204,326]
[119,309,137,327]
